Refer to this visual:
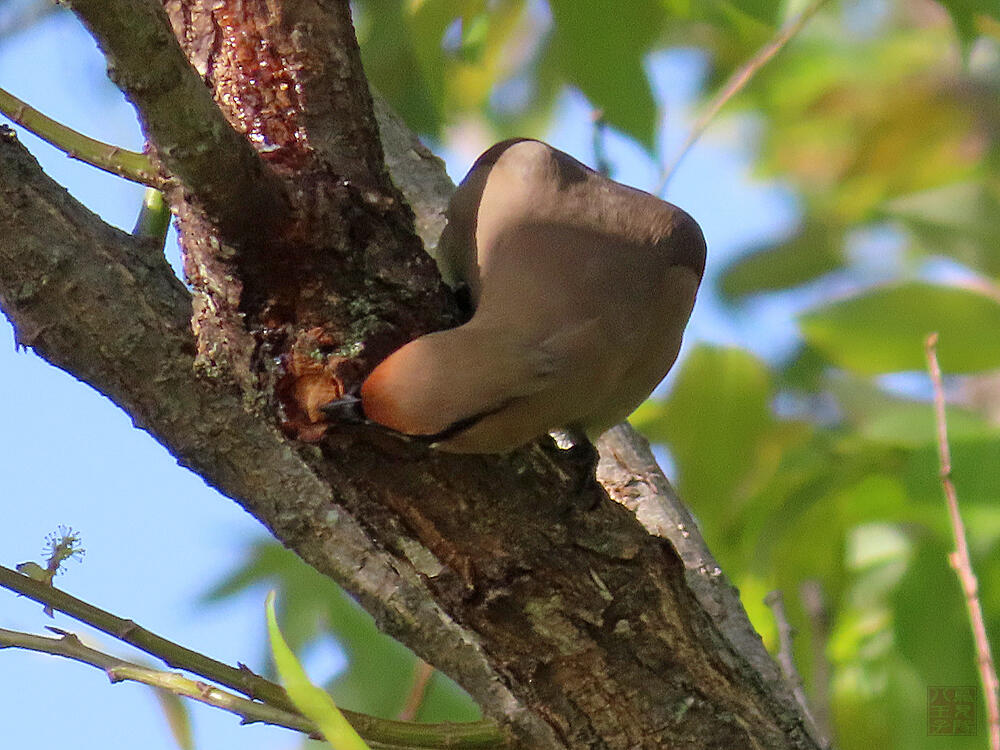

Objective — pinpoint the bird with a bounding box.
[334,138,705,454]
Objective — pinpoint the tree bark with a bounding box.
[0,1,822,748]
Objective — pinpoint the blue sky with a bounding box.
[0,9,798,750]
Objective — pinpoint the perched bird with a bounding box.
[351,138,705,453]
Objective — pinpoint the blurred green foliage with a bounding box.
[266,593,372,750]
[205,1,1000,748]
[201,540,480,724]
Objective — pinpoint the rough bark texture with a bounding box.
[157,0,458,436]
[68,0,292,247]
[0,127,547,744]
[0,1,823,748]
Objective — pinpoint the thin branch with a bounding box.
[764,590,824,747]
[0,562,294,712]
[132,187,171,245]
[0,628,317,737]
[398,659,435,721]
[0,86,158,185]
[0,564,504,749]
[596,425,827,748]
[925,333,1000,750]
[656,0,833,195]
[108,665,316,735]
[800,580,833,744]
[67,0,291,249]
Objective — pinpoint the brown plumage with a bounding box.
[360,138,706,453]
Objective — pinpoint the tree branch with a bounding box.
[0,564,504,749]
[765,590,824,747]
[148,0,458,428]
[0,101,824,745]
[926,333,1000,750]
[0,85,158,185]
[398,660,435,722]
[66,0,291,249]
[0,0,833,729]
[0,628,318,738]
[596,426,824,747]
[800,580,833,743]
[657,0,833,195]
[0,126,540,745]
[259,0,390,184]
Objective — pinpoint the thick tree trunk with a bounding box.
[0,1,822,747]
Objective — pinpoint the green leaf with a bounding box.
[266,592,371,750]
[904,437,1000,513]
[151,687,195,750]
[719,0,780,31]
[857,401,992,447]
[893,539,977,685]
[355,0,444,136]
[14,561,51,583]
[828,375,995,448]
[547,0,662,150]
[330,596,478,720]
[934,0,1000,50]
[721,221,845,299]
[777,343,831,391]
[800,282,1000,374]
[631,345,774,510]
[457,13,491,62]
[132,188,170,246]
[884,182,1000,278]
[884,654,983,750]
[749,36,986,222]
[416,671,482,722]
[859,401,990,447]
[406,0,481,100]
[203,540,478,721]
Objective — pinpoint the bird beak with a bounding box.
[320,393,366,424]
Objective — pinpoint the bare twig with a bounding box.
[0,565,504,749]
[764,589,822,747]
[398,659,435,721]
[800,580,833,744]
[0,562,297,712]
[0,86,158,185]
[108,665,315,734]
[656,0,833,195]
[67,0,291,249]
[0,627,316,736]
[925,333,1000,750]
